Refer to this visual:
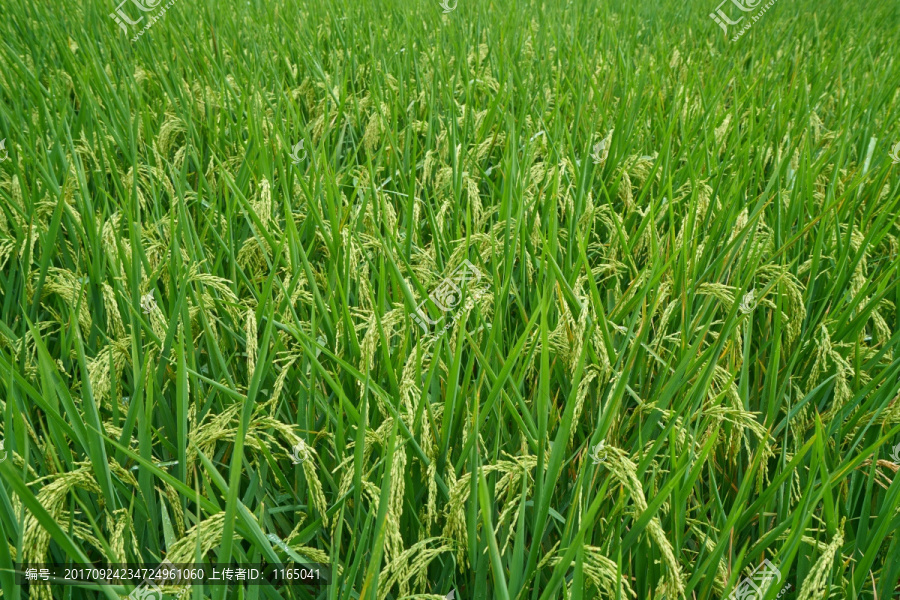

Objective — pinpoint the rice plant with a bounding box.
[0,0,899,598]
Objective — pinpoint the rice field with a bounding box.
[0,0,899,598]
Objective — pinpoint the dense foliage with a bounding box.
[0,0,899,598]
